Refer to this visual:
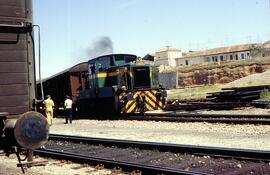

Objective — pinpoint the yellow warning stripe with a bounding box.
[127,102,136,113]
[145,91,156,101]
[120,90,166,113]
[145,96,156,109]
[96,71,118,78]
[145,103,154,111]
[97,71,133,78]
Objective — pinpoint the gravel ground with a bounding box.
[46,140,270,174]
[199,107,270,115]
[50,108,270,151]
[1,107,270,174]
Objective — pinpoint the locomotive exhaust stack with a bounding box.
[1,112,49,173]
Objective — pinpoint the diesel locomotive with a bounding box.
[76,54,167,114]
[0,0,49,171]
[39,54,167,115]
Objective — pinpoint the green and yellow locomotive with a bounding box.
[76,54,167,114]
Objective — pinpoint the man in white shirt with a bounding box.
[64,95,73,124]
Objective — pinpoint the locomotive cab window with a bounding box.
[114,55,137,65]
[124,55,137,63]
[133,67,151,88]
[151,66,159,88]
[88,63,95,75]
[95,56,111,72]
[118,67,130,89]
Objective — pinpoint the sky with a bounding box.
[33,0,270,78]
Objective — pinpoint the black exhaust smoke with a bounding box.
[87,36,114,59]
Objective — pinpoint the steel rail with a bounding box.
[35,148,208,175]
[126,115,270,124]
[144,112,270,119]
[49,134,270,161]
[165,102,251,111]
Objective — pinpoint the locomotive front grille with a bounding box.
[133,67,150,88]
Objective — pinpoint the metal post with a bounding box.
[27,149,34,162]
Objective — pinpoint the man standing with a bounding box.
[43,95,55,126]
[64,95,73,124]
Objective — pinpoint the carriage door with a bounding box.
[88,62,96,90]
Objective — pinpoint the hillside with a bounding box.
[175,56,270,87]
[166,56,270,101]
[225,70,270,87]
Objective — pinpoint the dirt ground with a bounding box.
[0,154,115,175]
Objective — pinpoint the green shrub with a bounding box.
[260,89,270,99]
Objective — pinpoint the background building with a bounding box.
[152,42,270,68]
[176,43,261,67]
[154,46,182,67]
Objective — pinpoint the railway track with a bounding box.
[35,134,270,175]
[165,101,251,111]
[126,112,270,124]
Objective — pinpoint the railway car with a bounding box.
[37,62,88,111]
[76,54,167,114]
[0,0,49,170]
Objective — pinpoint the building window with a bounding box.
[185,60,189,65]
[214,56,218,62]
[247,53,250,58]
[241,53,245,59]
[205,57,210,62]
[230,55,233,60]
[212,56,215,62]
[220,55,224,61]
[235,54,238,60]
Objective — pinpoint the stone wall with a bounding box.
[159,72,177,89]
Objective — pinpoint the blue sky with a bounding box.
[33,0,270,78]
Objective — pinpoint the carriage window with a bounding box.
[96,56,111,71]
[88,63,95,75]
[124,55,137,63]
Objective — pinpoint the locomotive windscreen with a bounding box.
[114,54,137,65]
[133,67,151,88]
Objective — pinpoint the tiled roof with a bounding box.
[263,41,270,49]
[182,43,261,58]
